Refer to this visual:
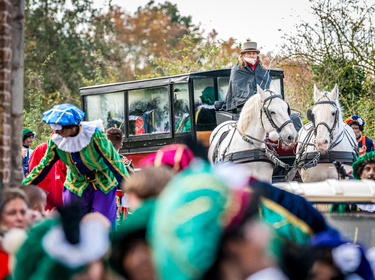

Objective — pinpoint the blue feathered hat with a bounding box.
[42,104,85,130]
[345,114,365,131]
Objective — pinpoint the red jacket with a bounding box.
[28,142,67,210]
[0,247,9,279]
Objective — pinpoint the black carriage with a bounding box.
[80,68,292,179]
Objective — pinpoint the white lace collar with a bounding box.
[52,122,97,153]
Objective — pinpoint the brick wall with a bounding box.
[0,0,13,190]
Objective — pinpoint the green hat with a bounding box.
[22,128,36,140]
[14,213,110,280]
[352,151,375,179]
[109,198,155,274]
[200,87,215,105]
[149,160,231,280]
[14,218,62,280]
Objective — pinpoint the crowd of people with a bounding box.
[1,41,375,279]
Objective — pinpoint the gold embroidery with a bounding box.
[93,137,126,177]
[260,197,313,236]
[26,144,58,182]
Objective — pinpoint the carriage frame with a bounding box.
[80,68,285,168]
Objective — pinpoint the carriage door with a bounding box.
[193,78,217,146]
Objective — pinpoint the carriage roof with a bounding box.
[79,68,284,96]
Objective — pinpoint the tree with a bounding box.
[137,31,239,79]
[24,0,98,106]
[96,1,202,79]
[281,0,375,137]
[281,0,375,102]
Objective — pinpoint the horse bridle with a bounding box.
[261,92,293,133]
[306,93,339,141]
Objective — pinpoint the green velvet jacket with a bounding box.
[23,127,128,196]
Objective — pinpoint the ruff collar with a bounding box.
[52,122,97,153]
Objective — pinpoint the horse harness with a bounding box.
[211,122,276,167]
[261,92,293,133]
[285,94,359,180]
[211,92,294,169]
[306,92,339,143]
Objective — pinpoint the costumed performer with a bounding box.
[22,104,129,224]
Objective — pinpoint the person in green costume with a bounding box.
[22,104,129,224]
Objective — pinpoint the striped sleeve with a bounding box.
[22,139,60,186]
[92,130,129,185]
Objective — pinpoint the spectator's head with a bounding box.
[106,127,123,151]
[239,41,261,68]
[122,166,174,210]
[110,199,155,280]
[139,143,194,172]
[42,103,85,138]
[20,185,47,213]
[306,231,373,280]
[0,189,28,231]
[345,115,365,138]
[352,151,375,180]
[22,129,35,147]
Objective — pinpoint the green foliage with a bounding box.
[80,51,120,87]
[137,33,238,79]
[23,53,74,148]
[25,0,98,104]
[281,0,375,122]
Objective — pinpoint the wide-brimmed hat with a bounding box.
[240,41,260,54]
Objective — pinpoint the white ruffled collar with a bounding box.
[52,122,97,153]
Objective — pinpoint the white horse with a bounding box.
[296,84,358,182]
[208,86,298,182]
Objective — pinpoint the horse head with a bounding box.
[308,84,341,151]
[257,86,298,146]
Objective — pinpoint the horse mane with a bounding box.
[237,93,262,133]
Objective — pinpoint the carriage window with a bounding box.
[84,92,125,133]
[173,83,191,133]
[270,76,282,95]
[218,77,230,101]
[193,78,217,131]
[128,86,170,136]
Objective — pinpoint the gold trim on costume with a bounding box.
[93,137,126,178]
[154,150,164,167]
[66,152,81,175]
[260,197,313,236]
[173,146,185,171]
[26,144,58,183]
[79,150,93,171]
[88,144,102,170]
[65,174,86,194]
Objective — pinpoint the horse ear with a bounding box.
[313,84,321,101]
[257,85,267,100]
[332,84,339,100]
